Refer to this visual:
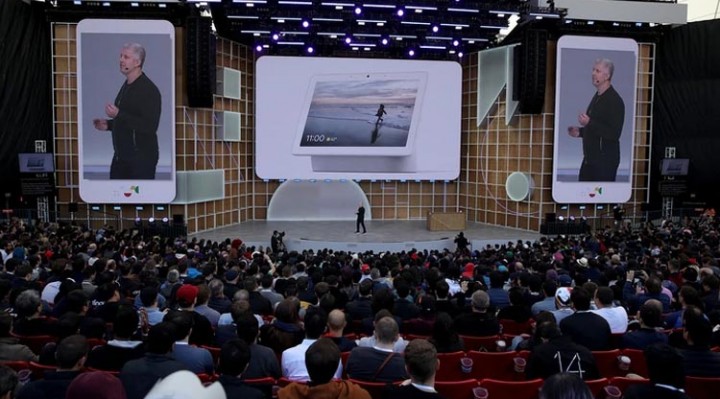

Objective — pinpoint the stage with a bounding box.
[191,221,542,253]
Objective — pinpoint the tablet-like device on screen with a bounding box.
[292,72,427,157]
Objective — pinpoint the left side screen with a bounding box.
[77,19,176,204]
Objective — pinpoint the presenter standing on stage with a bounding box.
[355,203,366,234]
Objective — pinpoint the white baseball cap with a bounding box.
[144,371,226,399]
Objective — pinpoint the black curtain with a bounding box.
[652,20,720,208]
[0,0,52,208]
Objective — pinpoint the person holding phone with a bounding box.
[567,58,625,182]
[355,203,366,234]
[93,42,161,179]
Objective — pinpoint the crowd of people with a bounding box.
[0,213,718,399]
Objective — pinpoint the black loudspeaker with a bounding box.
[68,203,78,213]
[545,212,556,224]
[514,29,548,114]
[172,214,185,225]
[186,16,216,108]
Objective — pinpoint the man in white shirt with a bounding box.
[281,307,342,382]
[591,286,628,333]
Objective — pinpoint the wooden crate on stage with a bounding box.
[427,211,466,231]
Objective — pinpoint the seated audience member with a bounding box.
[0,365,18,399]
[140,286,166,326]
[0,312,37,362]
[175,284,214,346]
[164,310,214,374]
[16,335,88,399]
[87,283,123,323]
[217,339,264,399]
[404,295,437,336]
[623,274,671,315]
[160,269,182,299]
[539,373,594,399]
[345,279,374,322]
[215,299,248,346]
[434,280,460,318]
[85,305,144,371]
[621,300,668,350]
[326,309,357,353]
[65,371,128,399]
[346,316,408,382]
[259,298,305,356]
[487,271,511,310]
[531,281,558,316]
[234,311,281,380]
[278,338,371,399]
[591,286,629,333]
[259,274,284,309]
[392,278,420,321]
[193,284,221,328]
[680,305,720,377]
[559,287,612,351]
[208,279,232,315]
[382,339,444,399]
[13,289,56,336]
[218,290,265,328]
[497,287,532,323]
[357,310,409,353]
[282,307,341,382]
[513,311,556,351]
[551,287,575,324]
[428,312,464,353]
[245,277,273,316]
[453,290,501,336]
[119,322,187,399]
[624,344,690,399]
[526,322,600,381]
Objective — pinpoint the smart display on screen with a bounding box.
[661,158,689,176]
[18,153,55,173]
[256,56,460,180]
[294,73,425,154]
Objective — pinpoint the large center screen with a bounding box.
[256,57,460,180]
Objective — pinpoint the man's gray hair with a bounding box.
[233,289,250,302]
[471,290,490,310]
[374,316,399,344]
[15,289,41,318]
[123,42,146,67]
[209,279,224,297]
[595,58,614,79]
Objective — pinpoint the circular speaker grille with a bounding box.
[505,172,534,202]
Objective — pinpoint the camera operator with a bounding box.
[454,232,469,255]
[270,230,286,254]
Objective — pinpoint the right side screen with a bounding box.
[552,36,638,204]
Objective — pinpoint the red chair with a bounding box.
[11,334,56,354]
[29,361,56,380]
[608,376,650,393]
[435,379,479,399]
[591,350,623,378]
[86,338,106,350]
[0,361,30,373]
[277,377,294,387]
[584,378,609,398]
[347,378,399,397]
[620,349,648,378]
[685,376,720,399]
[404,334,430,341]
[435,351,468,381]
[243,377,276,385]
[201,345,221,366]
[478,378,544,399]
[711,346,720,353]
[466,350,524,381]
[196,373,217,383]
[460,335,502,352]
[499,319,533,336]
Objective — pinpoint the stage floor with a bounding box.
[192,220,542,253]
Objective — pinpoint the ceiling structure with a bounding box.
[46,0,675,59]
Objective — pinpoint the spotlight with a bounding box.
[558,216,565,221]
[255,45,263,52]
[381,38,388,45]
[432,25,439,32]
[345,36,352,44]
[408,49,415,56]
[272,33,280,41]
[302,20,310,28]
[162,217,169,224]
[148,217,156,224]
[397,9,404,17]
[355,6,361,15]
[453,39,459,46]
[458,52,463,58]
[569,216,576,222]
[307,46,314,53]
[134,217,142,227]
